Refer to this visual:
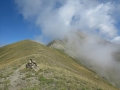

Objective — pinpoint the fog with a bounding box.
[15,0,120,87]
[64,32,120,87]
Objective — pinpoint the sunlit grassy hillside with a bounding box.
[0,40,118,90]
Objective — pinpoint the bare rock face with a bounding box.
[47,40,65,50]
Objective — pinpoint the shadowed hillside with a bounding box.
[0,40,118,90]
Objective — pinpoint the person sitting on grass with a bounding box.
[26,59,37,69]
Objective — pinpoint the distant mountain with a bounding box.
[0,40,118,90]
[48,40,65,50]
[47,40,76,59]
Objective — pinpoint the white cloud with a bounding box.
[15,0,119,43]
[15,0,41,19]
[111,36,120,44]
[74,2,117,38]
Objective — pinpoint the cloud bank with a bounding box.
[15,0,120,44]
[63,32,120,87]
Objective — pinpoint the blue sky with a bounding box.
[0,0,120,46]
[0,0,41,46]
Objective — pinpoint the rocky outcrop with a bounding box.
[47,40,65,50]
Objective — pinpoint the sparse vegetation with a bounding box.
[0,40,118,90]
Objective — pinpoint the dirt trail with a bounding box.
[9,64,25,90]
[8,64,39,90]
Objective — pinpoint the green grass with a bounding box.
[38,77,54,84]
[0,40,118,90]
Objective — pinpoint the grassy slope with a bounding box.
[0,40,118,90]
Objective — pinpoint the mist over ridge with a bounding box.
[65,31,120,86]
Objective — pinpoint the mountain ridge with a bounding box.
[0,40,118,90]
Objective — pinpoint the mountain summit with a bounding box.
[0,40,118,90]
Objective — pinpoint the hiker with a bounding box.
[26,59,37,69]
